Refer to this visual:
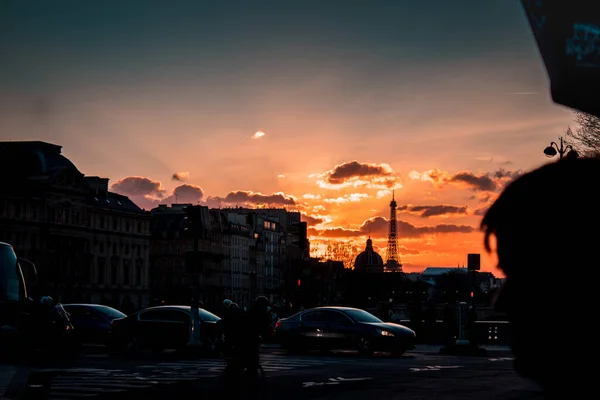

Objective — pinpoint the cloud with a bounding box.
[398,204,468,218]
[161,184,204,204]
[303,193,322,199]
[110,176,166,199]
[398,245,421,255]
[172,171,190,181]
[324,193,369,204]
[409,167,523,192]
[314,160,402,190]
[277,174,286,178]
[206,190,296,207]
[377,189,391,198]
[252,131,266,139]
[309,216,475,239]
[301,213,329,227]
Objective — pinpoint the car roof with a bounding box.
[63,303,118,310]
[307,306,360,312]
[137,305,192,312]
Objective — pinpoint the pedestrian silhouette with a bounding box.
[481,157,598,398]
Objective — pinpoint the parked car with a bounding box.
[107,305,221,354]
[275,306,416,356]
[62,304,126,345]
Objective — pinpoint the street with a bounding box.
[18,345,544,400]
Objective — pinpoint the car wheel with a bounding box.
[356,335,374,356]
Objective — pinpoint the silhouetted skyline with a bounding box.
[0,1,575,274]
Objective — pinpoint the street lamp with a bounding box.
[544,136,579,159]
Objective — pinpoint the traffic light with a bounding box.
[521,0,600,117]
[297,279,301,286]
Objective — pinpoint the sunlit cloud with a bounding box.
[277,174,286,178]
[206,190,296,207]
[314,160,402,190]
[408,168,523,192]
[398,204,468,218]
[303,193,322,199]
[323,193,369,204]
[252,130,266,139]
[376,189,391,198]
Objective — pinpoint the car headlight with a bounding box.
[376,329,394,337]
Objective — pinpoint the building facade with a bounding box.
[149,206,304,309]
[0,141,151,310]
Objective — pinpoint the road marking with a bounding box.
[302,377,372,388]
[410,365,463,372]
[488,357,514,362]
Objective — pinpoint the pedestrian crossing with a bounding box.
[40,354,351,399]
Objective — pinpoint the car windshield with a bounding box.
[199,309,220,322]
[343,309,383,323]
[0,244,26,302]
[95,305,127,320]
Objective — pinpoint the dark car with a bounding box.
[63,304,126,345]
[275,306,416,356]
[107,305,221,354]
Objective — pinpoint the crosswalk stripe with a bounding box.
[43,354,357,398]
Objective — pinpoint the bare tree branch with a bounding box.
[567,111,600,157]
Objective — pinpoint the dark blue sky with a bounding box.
[0,0,569,195]
[1,0,537,92]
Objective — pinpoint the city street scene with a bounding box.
[2,0,597,399]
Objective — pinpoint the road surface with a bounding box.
[21,346,544,399]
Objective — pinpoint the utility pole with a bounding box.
[185,205,203,348]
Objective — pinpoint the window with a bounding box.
[322,310,353,325]
[343,309,382,323]
[97,263,105,285]
[300,311,323,322]
[138,309,189,323]
[198,309,220,322]
[111,265,118,285]
[123,264,130,285]
[0,245,27,302]
[95,305,126,320]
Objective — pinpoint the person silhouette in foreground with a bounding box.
[481,157,597,398]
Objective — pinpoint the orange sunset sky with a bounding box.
[1,1,576,277]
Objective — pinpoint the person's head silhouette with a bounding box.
[481,157,598,395]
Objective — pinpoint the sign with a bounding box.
[467,254,480,271]
[521,0,600,117]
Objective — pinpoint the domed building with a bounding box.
[353,238,384,273]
